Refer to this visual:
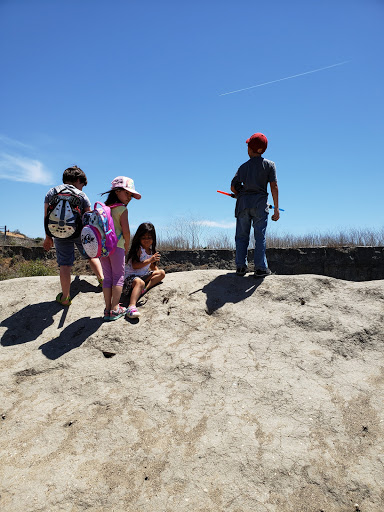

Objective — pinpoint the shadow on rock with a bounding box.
[70,275,103,295]
[1,277,101,347]
[39,317,102,360]
[195,272,263,314]
[1,301,64,346]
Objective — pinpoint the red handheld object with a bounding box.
[217,190,235,197]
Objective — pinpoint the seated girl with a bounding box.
[123,222,165,319]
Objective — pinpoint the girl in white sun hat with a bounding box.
[100,176,141,321]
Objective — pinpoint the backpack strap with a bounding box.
[95,201,125,240]
[51,185,82,209]
[110,203,125,240]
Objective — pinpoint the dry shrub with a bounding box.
[158,221,383,250]
[266,228,384,249]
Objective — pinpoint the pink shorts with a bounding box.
[100,247,125,288]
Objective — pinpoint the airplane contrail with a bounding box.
[219,60,350,96]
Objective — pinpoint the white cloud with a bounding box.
[193,220,236,229]
[0,153,53,185]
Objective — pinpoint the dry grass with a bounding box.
[158,226,384,250]
[1,225,383,257]
[266,227,384,249]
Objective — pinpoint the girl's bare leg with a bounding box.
[111,285,123,311]
[129,278,145,308]
[103,288,112,311]
[145,269,165,291]
[89,257,104,281]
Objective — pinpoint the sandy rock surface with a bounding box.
[1,270,384,512]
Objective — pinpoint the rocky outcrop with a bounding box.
[142,247,384,281]
[0,245,56,260]
[1,245,383,281]
[1,272,384,511]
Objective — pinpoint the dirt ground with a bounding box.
[1,270,384,512]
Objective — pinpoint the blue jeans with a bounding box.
[235,207,268,270]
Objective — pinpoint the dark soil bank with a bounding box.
[1,246,383,281]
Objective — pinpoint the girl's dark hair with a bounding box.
[104,190,122,206]
[127,222,157,263]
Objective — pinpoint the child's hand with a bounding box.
[149,252,160,270]
[151,252,160,263]
[43,236,54,251]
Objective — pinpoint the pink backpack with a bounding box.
[81,202,124,258]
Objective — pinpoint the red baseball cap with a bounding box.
[246,133,268,154]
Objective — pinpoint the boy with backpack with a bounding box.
[230,133,279,278]
[43,165,103,306]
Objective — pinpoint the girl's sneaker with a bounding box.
[103,308,110,321]
[109,305,127,321]
[126,306,141,319]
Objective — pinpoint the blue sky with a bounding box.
[1,0,383,241]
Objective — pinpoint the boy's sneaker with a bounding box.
[236,266,248,276]
[254,268,273,278]
[109,305,127,321]
[126,306,141,319]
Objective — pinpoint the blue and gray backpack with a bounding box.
[44,186,83,239]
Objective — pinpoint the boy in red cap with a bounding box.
[230,133,279,277]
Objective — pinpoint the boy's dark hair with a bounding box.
[127,222,157,263]
[63,165,88,186]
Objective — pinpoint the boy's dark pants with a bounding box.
[235,207,268,270]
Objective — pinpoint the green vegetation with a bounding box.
[0,258,58,281]
[16,260,58,277]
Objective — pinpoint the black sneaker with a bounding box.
[236,266,248,276]
[254,268,273,278]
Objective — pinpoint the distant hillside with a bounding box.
[0,230,26,239]
[0,232,43,247]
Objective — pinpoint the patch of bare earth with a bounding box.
[1,271,384,511]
